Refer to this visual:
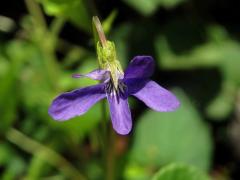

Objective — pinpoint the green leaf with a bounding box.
[154,23,221,70]
[152,163,210,180]
[123,0,158,16]
[155,23,240,76]
[103,10,118,35]
[122,0,186,16]
[39,0,91,31]
[219,44,240,84]
[155,35,222,69]
[130,89,212,171]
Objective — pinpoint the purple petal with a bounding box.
[107,93,132,135]
[72,69,110,81]
[127,80,180,111]
[49,83,106,121]
[124,56,154,79]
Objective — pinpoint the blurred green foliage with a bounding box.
[152,163,210,180]
[0,0,239,179]
[39,0,91,31]
[123,0,186,15]
[130,90,212,171]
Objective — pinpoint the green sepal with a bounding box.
[97,40,123,89]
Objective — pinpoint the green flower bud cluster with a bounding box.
[97,40,123,89]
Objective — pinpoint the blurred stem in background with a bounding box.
[25,0,47,30]
[100,103,117,180]
[24,0,63,91]
[6,128,87,179]
[106,128,117,180]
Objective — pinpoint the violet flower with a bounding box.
[48,56,180,135]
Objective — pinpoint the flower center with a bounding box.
[105,80,127,99]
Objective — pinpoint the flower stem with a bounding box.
[24,0,47,30]
[100,101,117,180]
[50,17,65,37]
[106,128,117,180]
